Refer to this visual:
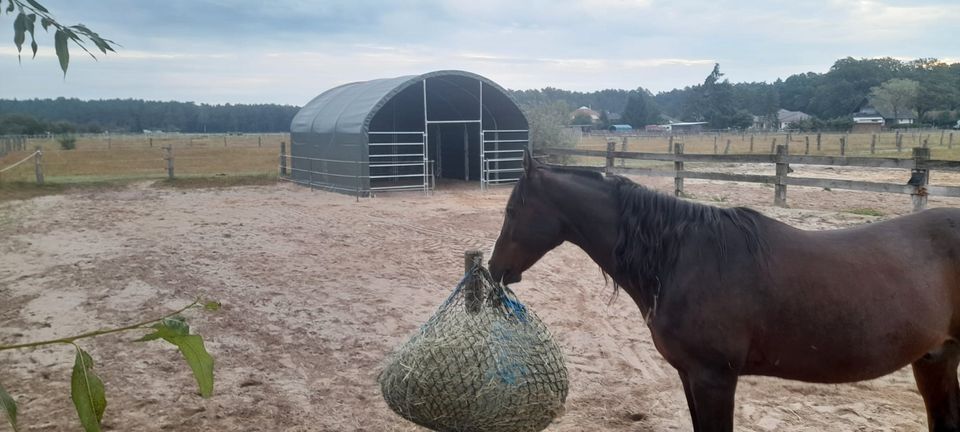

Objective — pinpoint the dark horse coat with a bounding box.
[488,152,960,432]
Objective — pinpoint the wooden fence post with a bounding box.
[749,135,754,153]
[674,143,684,197]
[34,148,44,185]
[620,136,628,167]
[280,141,288,176]
[840,136,846,156]
[805,136,810,155]
[950,132,954,149]
[911,147,930,212]
[923,136,929,148]
[816,132,821,151]
[774,144,788,207]
[668,135,674,153]
[164,145,174,179]
[940,130,945,147]
[224,135,228,147]
[724,139,731,154]
[770,138,776,154]
[464,250,484,314]
[870,134,876,154]
[713,136,718,154]
[149,137,153,148]
[896,131,902,152]
[605,139,616,174]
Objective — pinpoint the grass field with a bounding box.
[0,133,285,186]
[565,130,960,167]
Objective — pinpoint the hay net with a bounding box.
[379,259,568,432]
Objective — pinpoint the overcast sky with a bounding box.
[1,0,957,105]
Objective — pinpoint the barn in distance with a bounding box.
[289,70,530,196]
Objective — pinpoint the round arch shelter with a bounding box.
[289,70,530,195]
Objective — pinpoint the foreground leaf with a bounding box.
[53,28,68,76]
[13,12,25,58]
[136,316,189,342]
[170,335,214,398]
[70,349,106,432]
[0,382,17,432]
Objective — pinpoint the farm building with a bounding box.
[289,70,529,195]
[852,107,885,133]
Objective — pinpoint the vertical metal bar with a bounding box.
[479,79,484,190]
[422,79,429,194]
[464,124,469,181]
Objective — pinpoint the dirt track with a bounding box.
[2,173,959,431]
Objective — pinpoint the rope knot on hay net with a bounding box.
[379,251,568,432]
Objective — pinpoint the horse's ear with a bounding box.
[522,149,537,175]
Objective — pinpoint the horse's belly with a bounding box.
[745,302,950,383]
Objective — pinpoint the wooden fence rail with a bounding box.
[543,145,960,212]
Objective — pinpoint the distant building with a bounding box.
[852,105,916,132]
[663,121,708,134]
[608,124,633,133]
[777,109,811,130]
[570,106,601,122]
[852,107,885,133]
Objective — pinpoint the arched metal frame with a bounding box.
[289,70,529,196]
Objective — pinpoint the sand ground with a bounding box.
[3,168,960,431]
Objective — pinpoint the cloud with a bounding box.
[1,0,957,103]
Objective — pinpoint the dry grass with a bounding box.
[579,130,960,159]
[25,133,289,151]
[0,143,280,185]
[0,133,283,198]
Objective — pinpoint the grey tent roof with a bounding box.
[290,70,522,136]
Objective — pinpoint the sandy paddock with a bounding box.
[3,168,960,431]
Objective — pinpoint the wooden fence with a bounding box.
[544,142,960,212]
[1,136,27,157]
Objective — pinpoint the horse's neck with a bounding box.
[545,174,622,280]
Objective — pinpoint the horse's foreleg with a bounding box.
[913,352,960,432]
[686,370,737,432]
[678,371,700,430]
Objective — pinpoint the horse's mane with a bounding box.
[542,164,765,312]
[607,174,766,299]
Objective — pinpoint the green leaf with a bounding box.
[53,28,68,75]
[136,316,190,342]
[5,1,13,14]
[0,381,18,432]
[13,12,25,57]
[70,349,106,432]
[24,0,48,13]
[39,17,51,30]
[203,301,221,311]
[170,335,214,398]
[24,13,35,57]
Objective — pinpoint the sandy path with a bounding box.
[2,176,958,431]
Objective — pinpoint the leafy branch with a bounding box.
[0,298,221,432]
[4,0,117,75]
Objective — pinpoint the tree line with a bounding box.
[0,98,300,135]
[511,57,960,131]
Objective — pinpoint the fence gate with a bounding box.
[481,129,528,189]
[367,131,430,192]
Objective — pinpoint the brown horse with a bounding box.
[488,151,960,431]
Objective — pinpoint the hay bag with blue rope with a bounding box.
[378,252,568,432]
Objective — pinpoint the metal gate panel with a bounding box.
[481,129,528,189]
